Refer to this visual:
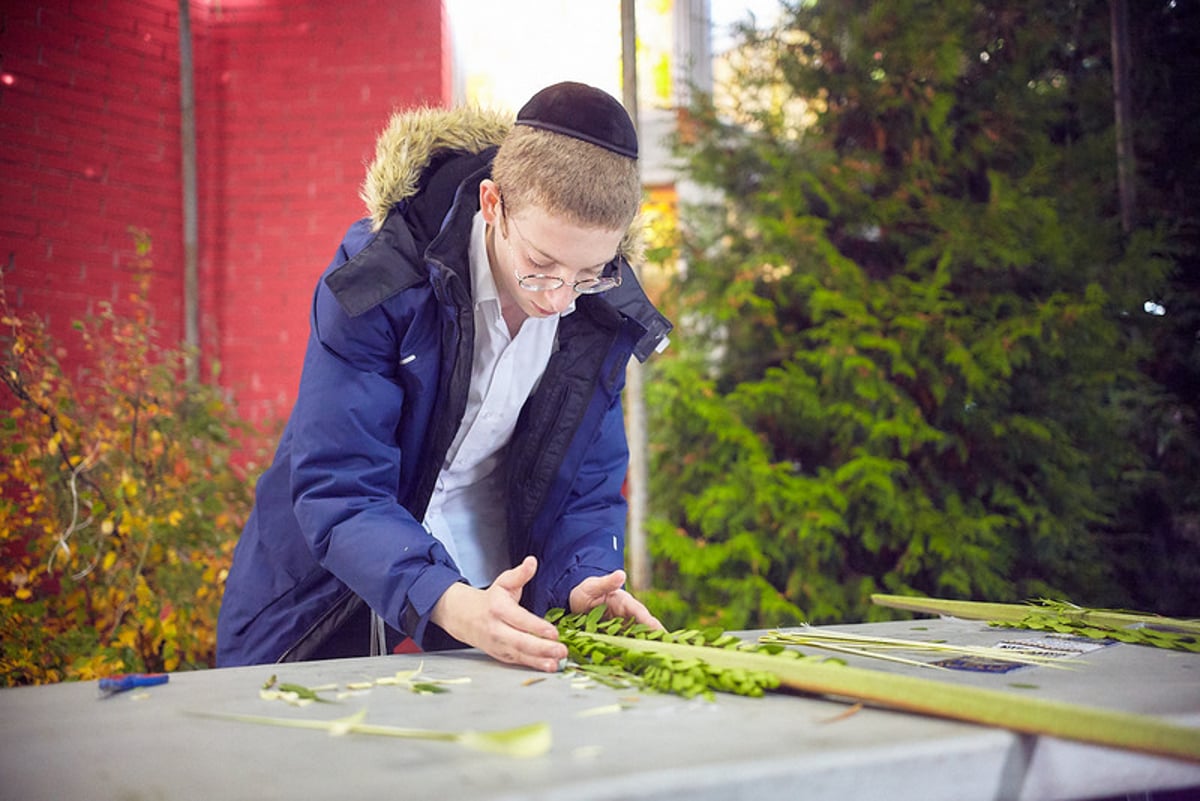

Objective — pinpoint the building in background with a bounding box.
[1,0,451,425]
[1,0,760,426]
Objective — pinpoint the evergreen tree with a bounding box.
[1108,0,1200,615]
[645,0,1190,629]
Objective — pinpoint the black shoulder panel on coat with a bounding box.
[324,213,425,318]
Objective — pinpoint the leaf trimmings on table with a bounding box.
[190,663,545,757]
[257,663,472,706]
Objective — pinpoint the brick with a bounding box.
[74,38,153,79]
[35,34,93,71]
[105,97,168,128]
[117,0,176,29]
[104,194,161,223]
[40,239,110,272]
[4,89,80,130]
[35,145,95,176]
[0,213,40,239]
[86,69,173,112]
[133,9,178,42]
[31,7,88,41]
[106,130,173,164]
[104,191,180,225]
[0,28,46,65]
[7,164,75,200]
[0,60,74,99]
[109,157,181,193]
[0,177,36,209]
[67,0,139,34]
[2,2,39,26]
[106,27,169,60]
[0,95,39,133]
[68,104,129,143]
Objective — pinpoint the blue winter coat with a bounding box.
[216,140,671,666]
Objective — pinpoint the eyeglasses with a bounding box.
[500,195,621,295]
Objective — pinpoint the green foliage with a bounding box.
[548,606,797,699]
[1103,0,1200,616]
[0,231,266,685]
[990,613,1200,653]
[648,0,1195,629]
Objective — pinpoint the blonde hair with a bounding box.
[491,126,641,231]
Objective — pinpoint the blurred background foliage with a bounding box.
[0,231,266,685]
[643,0,1200,629]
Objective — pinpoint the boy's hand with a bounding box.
[569,569,664,630]
[430,556,567,673]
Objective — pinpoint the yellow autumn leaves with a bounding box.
[1,236,265,686]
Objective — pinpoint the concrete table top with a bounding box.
[2,618,1198,801]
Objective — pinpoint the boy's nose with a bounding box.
[546,284,575,313]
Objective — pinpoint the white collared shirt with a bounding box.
[422,211,572,587]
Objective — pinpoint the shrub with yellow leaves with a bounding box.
[1,231,269,685]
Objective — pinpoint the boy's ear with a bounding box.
[479,179,502,226]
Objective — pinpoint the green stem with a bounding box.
[580,631,1200,764]
[185,710,551,758]
[871,594,1200,635]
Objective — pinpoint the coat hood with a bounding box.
[360,106,513,232]
[358,105,646,266]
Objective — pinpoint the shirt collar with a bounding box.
[469,211,499,308]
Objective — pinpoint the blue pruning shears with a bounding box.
[99,673,169,696]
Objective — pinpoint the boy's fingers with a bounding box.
[498,598,559,641]
[569,569,628,611]
[493,556,538,594]
[609,591,664,630]
[508,630,568,672]
[483,604,565,671]
[592,569,625,596]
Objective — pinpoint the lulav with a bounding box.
[548,607,829,699]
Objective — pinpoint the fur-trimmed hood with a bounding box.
[358,105,644,265]
[360,106,513,232]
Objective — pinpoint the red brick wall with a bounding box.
[1,0,450,425]
[1,0,187,361]
[194,0,450,423]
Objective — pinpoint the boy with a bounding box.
[217,82,671,672]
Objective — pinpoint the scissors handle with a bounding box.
[99,673,169,695]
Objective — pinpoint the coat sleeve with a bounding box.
[287,276,464,647]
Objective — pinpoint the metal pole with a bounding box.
[179,0,200,381]
[621,0,650,593]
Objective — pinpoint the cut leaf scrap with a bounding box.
[372,661,471,693]
[819,702,864,724]
[576,703,625,718]
[410,682,449,695]
[276,683,335,703]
